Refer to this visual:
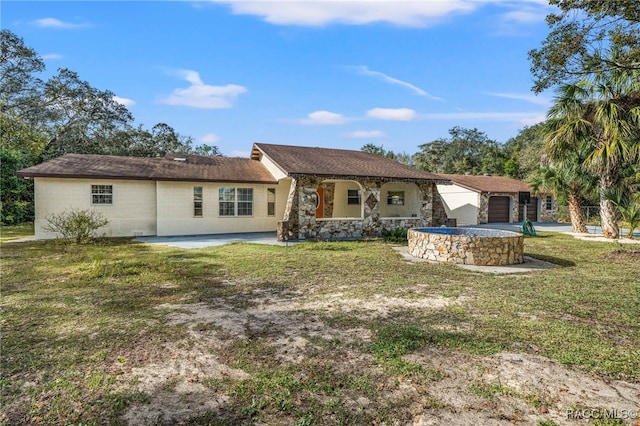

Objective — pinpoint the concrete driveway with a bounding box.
[132,223,637,249]
[469,222,578,233]
[134,232,296,249]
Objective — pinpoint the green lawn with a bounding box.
[1,231,638,425]
[0,223,34,242]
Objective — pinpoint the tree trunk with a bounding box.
[599,173,619,239]
[568,185,588,233]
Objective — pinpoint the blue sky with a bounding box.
[3,1,555,157]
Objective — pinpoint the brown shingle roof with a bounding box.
[438,174,532,193]
[17,153,278,184]
[252,143,443,181]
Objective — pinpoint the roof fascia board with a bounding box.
[252,144,289,178]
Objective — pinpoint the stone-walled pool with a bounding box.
[407,227,524,266]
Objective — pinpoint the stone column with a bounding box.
[297,176,322,240]
[509,194,519,223]
[429,183,448,226]
[417,182,435,226]
[478,193,488,224]
[360,180,381,236]
[277,177,299,241]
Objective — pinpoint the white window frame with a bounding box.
[267,188,276,216]
[545,195,553,211]
[219,187,253,217]
[194,186,203,217]
[91,184,113,205]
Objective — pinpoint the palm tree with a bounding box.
[545,51,640,238]
[530,164,595,233]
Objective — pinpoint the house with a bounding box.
[436,174,558,225]
[17,143,450,241]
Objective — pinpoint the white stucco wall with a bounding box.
[33,178,157,239]
[379,182,421,218]
[436,184,480,225]
[332,181,363,218]
[156,180,290,236]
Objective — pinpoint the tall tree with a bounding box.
[546,51,640,238]
[39,69,134,160]
[414,127,504,175]
[360,143,414,166]
[0,29,45,116]
[529,0,640,93]
[529,160,597,234]
[0,113,44,224]
[502,123,548,180]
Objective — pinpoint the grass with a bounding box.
[1,228,639,424]
[0,222,34,242]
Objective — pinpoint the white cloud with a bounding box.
[501,9,546,24]
[33,18,90,29]
[519,114,546,127]
[42,53,63,60]
[206,0,550,28]
[344,130,387,139]
[200,133,220,144]
[354,66,443,100]
[158,69,247,109]
[484,91,551,107]
[300,110,348,125]
[113,96,135,107]
[367,108,416,121]
[208,0,478,27]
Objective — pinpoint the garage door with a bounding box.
[488,196,510,223]
[518,197,538,222]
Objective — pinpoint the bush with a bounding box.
[381,228,408,244]
[44,209,109,244]
[0,147,34,225]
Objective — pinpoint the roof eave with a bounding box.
[15,172,153,180]
[289,172,447,183]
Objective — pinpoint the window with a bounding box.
[194,186,203,217]
[545,195,553,211]
[91,185,112,205]
[267,188,276,216]
[387,191,404,205]
[237,188,253,216]
[347,189,361,205]
[219,187,253,216]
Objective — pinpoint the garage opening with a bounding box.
[488,196,510,223]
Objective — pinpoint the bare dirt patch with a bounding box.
[409,349,640,425]
[122,287,640,425]
[603,249,640,261]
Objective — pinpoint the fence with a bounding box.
[557,205,600,225]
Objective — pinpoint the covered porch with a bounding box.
[277,175,448,241]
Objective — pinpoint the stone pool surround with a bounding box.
[408,227,524,266]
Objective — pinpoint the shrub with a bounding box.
[44,208,109,244]
[381,228,408,244]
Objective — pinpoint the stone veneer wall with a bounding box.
[277,177,446,241]
[539,195,559,222]
[277,178,299,241]
[431,193,448,227]
[478,192,519,224]
[408,228,524,266]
